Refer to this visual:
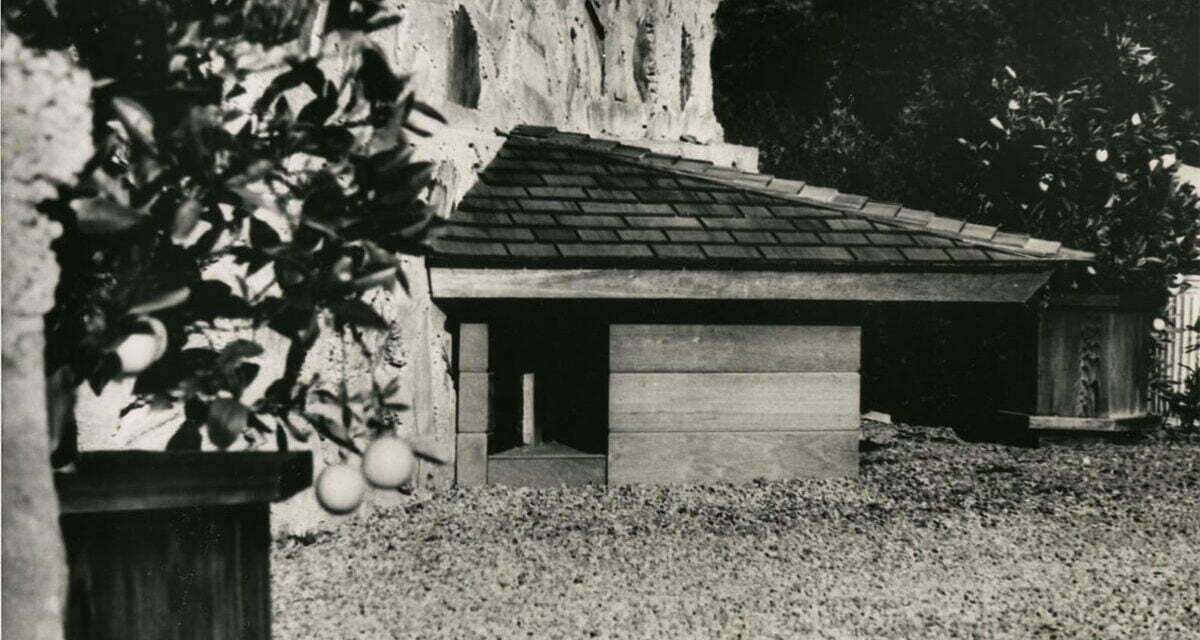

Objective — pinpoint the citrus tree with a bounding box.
[7,0,447,510]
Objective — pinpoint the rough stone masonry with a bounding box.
[73,0,758,533]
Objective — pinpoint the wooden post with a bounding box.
[521,372,538,445]
[456,323,490,486]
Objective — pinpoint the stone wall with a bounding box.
[74,0,758,534]
[2,33,94,640]
[392,0,725,143]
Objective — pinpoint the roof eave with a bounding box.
[428,265,1057,304]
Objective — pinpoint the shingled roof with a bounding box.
[428,125,1093,269]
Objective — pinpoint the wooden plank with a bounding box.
[1048,293,1158,310]
[610,324,860,372]
[607,430,859,484]
[55,452,312,514]
[1037,308,1083,417]
[455,433,487,487]
[456,372,493,433]
[1102,311,1149,417]
[488,456,606,487]
[430,268,1055,303]
[457,323,489,372]
[999,411,1155,432]
[609,372,859,431]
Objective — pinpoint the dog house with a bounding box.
[430,125,1103,487]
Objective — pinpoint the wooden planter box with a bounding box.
[56,451,312,640]
[1001,294,1156,433]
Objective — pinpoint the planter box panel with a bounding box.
[608,431,859,484]
[609,372,859,432]
[1036,308,1150,419]
[1102,311,1150,417]
[488,456,606,487]
[62,504,270,640]
[998,411,1155,432]
[610,325,860,372]
[56,452,312,514]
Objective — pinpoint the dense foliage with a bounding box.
[962,37,1198,292]
[715,1,1200,427]
[5,0,445,458]
[714,0,1199,215]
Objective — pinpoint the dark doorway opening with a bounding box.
[490,314,608,456]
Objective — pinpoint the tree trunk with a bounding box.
[1,32,95,640]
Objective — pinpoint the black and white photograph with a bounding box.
[2,0,1198,638]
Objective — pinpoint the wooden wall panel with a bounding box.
[608,431,859,484]
[457,323,489,372]
[610,325,860,372]
[609,372,859,431]
[455,433,487,487]
[456,373,493,433]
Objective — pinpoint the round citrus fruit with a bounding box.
[362,436,415,489]
[315,463,365,515]
[205,397,249,449]
[115,317,168,374]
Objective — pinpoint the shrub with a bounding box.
[961,37,1199,294]
[5,0,446,459]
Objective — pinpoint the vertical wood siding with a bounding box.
[62,504,270,640]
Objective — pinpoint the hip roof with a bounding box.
[428,125,1094,269]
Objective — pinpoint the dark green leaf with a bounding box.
[379,162,435,206]
[298,86,338,126]
[235,361,261,391]
[304,411,360,454]
[352,266,397,291]
[358,47,405,104]
[112,96,157,151]
[189,281,253,320]
[218,339,264,366]
[332,298,388,330]
[412,100,447,125]
[247,411,272,434]
[71,196,145,234]
[166,419,203,451]
[249,216,282,249]
[171,199,204,244]
[206,398,249,449]
[87,353,122,395]
[254,62,324,115]
[127,287,190,315]
[280,414,312,442]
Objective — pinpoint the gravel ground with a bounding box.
[273,424,1200,639]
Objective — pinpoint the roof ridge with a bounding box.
[506,125,1093,262]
